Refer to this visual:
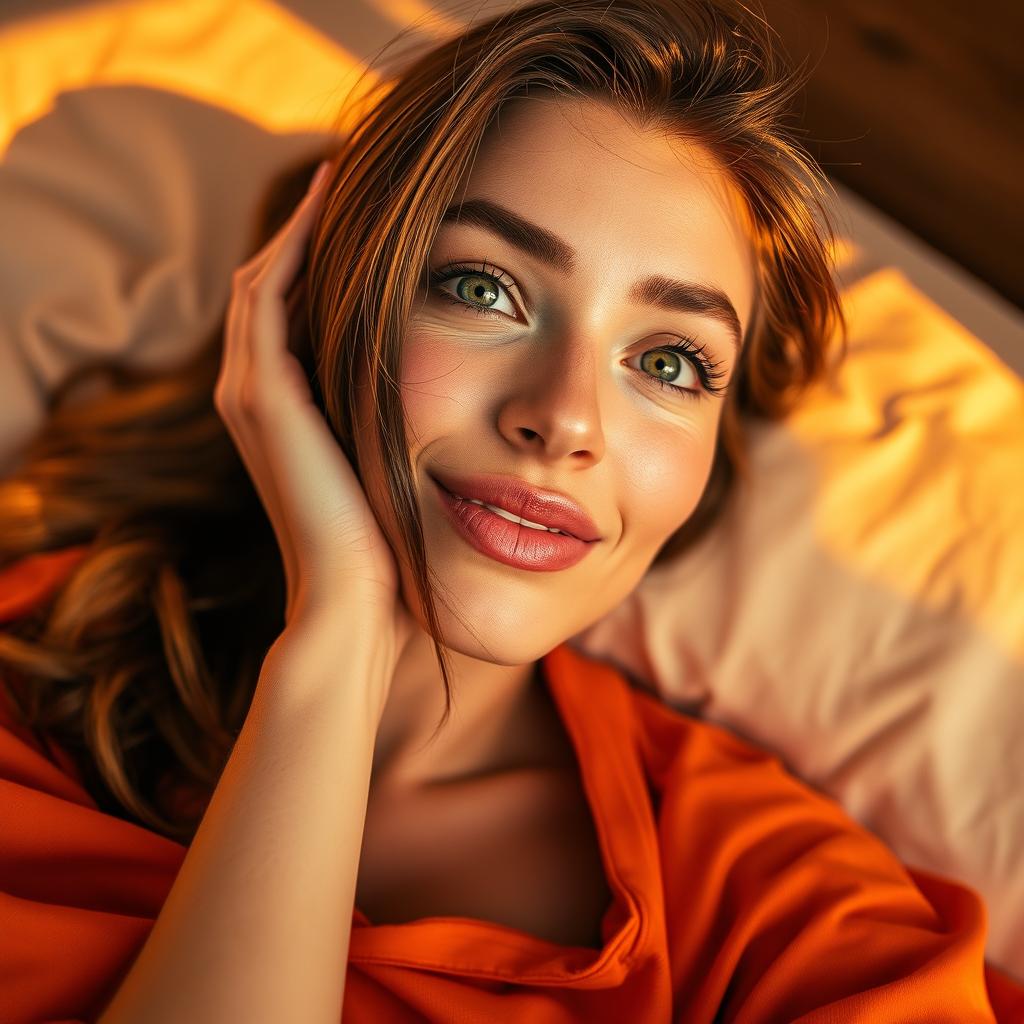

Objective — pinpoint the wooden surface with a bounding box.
[758,0,1023,310]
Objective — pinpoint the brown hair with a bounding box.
[0,0,845,842]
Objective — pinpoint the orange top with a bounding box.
[1,547,1022,1023]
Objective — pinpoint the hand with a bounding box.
[215,160,416,659]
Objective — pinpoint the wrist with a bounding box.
[261,607,398,725]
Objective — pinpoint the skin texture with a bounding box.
[354,94,756,790]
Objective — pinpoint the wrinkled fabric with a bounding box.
[1,548,1022,1023]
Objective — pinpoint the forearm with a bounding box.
[98,613,393,1024]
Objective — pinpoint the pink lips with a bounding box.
[429,469,601,542]
[432,476,598,572]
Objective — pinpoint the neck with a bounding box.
[369,627,549,793]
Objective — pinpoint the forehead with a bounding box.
[447,94,756,333]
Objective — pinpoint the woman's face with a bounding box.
[355,94,755,665]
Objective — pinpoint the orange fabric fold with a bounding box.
[1,548,1021,1022]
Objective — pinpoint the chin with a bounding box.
[399,572,578,664]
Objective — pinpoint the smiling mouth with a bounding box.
[432,475,596,572]
[436,478,564,533]
[445,491,575,537]
[430,473,598,543]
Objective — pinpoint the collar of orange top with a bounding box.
[347,642,661,987]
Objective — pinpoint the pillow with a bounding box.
[0,84,332,475]
[1,0,1021,981]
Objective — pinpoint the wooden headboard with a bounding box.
[759,0,1022,311]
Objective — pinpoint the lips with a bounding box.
[429,469,602,543]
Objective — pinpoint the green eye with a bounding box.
[429,263,521,320]
[639,349,696,388]
[633,338,730,402]
[454,274,500,308]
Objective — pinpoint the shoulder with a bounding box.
[620,678,1009,1020]
[620,671,935,902]
[547,642,778,781]
[624,673,783,787]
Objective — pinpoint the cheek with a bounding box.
[399,326,481,443]
[622,418,718,543]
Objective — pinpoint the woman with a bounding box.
[0,0,1019,1020]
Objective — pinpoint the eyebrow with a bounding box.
[439,197,744,351]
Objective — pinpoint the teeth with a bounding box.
[455,495,565,534]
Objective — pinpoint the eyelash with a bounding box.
[427,263,730,401]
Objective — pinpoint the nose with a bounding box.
[496,331,607,464]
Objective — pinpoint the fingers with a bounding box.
[247,164,331,375]
[216,160,333,609]
[252,160,331,296]
[221,278,302,608]
[217,157,330,418]
[216,155,405,623]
